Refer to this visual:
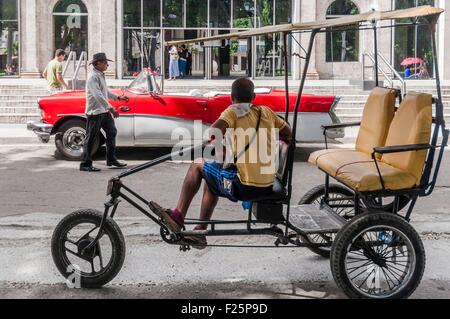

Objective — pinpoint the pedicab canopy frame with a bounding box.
[109,5,447,231]
[51,5,449,298]
[168,5,447,230]
[106,4,447,232]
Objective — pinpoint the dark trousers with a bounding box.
[81,112,118,167]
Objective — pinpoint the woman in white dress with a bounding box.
[168,46,180,81]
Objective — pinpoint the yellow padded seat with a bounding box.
[334,161,417,192]
[381,92,433,185]
[355,87,397,156]
[309,91,432,192]
[333,92,432,192]
[308,149,352,166]
[311,150,373,176]
[309,87,397,167]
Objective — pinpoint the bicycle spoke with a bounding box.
[347,260,373,275]
[357,267,376,290]
[75,226,100,245]
[380,267,395,290]
[89,260,95,274]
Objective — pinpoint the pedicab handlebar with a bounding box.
[107,141,210,194]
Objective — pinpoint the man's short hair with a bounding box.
[55,49,66,58]
[231,78,255,103]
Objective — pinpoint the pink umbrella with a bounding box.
[401,57,424,66]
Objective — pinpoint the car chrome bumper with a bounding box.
[328,96,345,139]
[27,121,53,143]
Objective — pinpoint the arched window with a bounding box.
[0,0,19,76]
[53,0,88,57]
[326,0,359,62]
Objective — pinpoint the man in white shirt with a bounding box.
[80,53,129,172]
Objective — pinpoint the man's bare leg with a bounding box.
[175,159,205,218]
[194,183,219,231]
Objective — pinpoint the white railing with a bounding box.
[62,51,76,78]
[62,51,88,90]
[72,51,88,90]
[362,52,406,96]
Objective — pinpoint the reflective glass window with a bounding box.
[163,0,184,27]
[233,0,255,28]
[143,0,161,28]
[186,0,207,28]
[256,0,274,27]
[209,0,231,28]
[0,0,18,76]
[325,0,359,62]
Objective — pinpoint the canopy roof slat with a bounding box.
[165,5,444,46]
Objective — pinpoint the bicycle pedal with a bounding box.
[179,244,191,252]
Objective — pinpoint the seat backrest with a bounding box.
[382,92,433,184]
[276,140,290,185]
[355,87,397,157]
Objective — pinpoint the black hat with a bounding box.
[89,52,113,65]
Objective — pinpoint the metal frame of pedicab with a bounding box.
[74,5,448,295]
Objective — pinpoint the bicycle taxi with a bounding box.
[51,5,448,299]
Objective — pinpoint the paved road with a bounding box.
[0,143,450,299]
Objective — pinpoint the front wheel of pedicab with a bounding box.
[51,209,126,288]
[330,212,425,299]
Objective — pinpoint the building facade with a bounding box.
[0,0,449,80]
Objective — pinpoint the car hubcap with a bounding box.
[63,127,86,156]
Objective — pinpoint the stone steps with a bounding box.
[0,89,48,95]
[0,114,41,124]
[2,82,450,124]
[0,95,42,101]
[0,101,40,108]
[0,106,40,114]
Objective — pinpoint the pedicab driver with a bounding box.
[150,78,293,248]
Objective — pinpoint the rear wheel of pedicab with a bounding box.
[51,209,126,288]
[298,184,356,258]
[362,195,411,212]
[330,212,425,299]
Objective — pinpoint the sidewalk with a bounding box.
[0,124,38,145]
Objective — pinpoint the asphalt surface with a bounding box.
[0,139,450,299]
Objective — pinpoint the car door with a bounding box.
[109,91,136,146]
[133,94,211,146]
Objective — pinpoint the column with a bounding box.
[291,0,301,80]
[292,0,319,80]
[97,0,118,78]
[20,0,40,78]
[438,0,449,80]
[117,0,124,79]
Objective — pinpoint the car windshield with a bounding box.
[127,72,149,94]
[127,71,161,94]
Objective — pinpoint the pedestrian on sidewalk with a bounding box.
[186,47,193,77]
[80,52,129,172]
[179,45,188,78]
[43,49,68,94]
[168,45,180,81]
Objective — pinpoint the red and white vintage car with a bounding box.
[28,70,343,160]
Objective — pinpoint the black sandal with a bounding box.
[183,234,207,250]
